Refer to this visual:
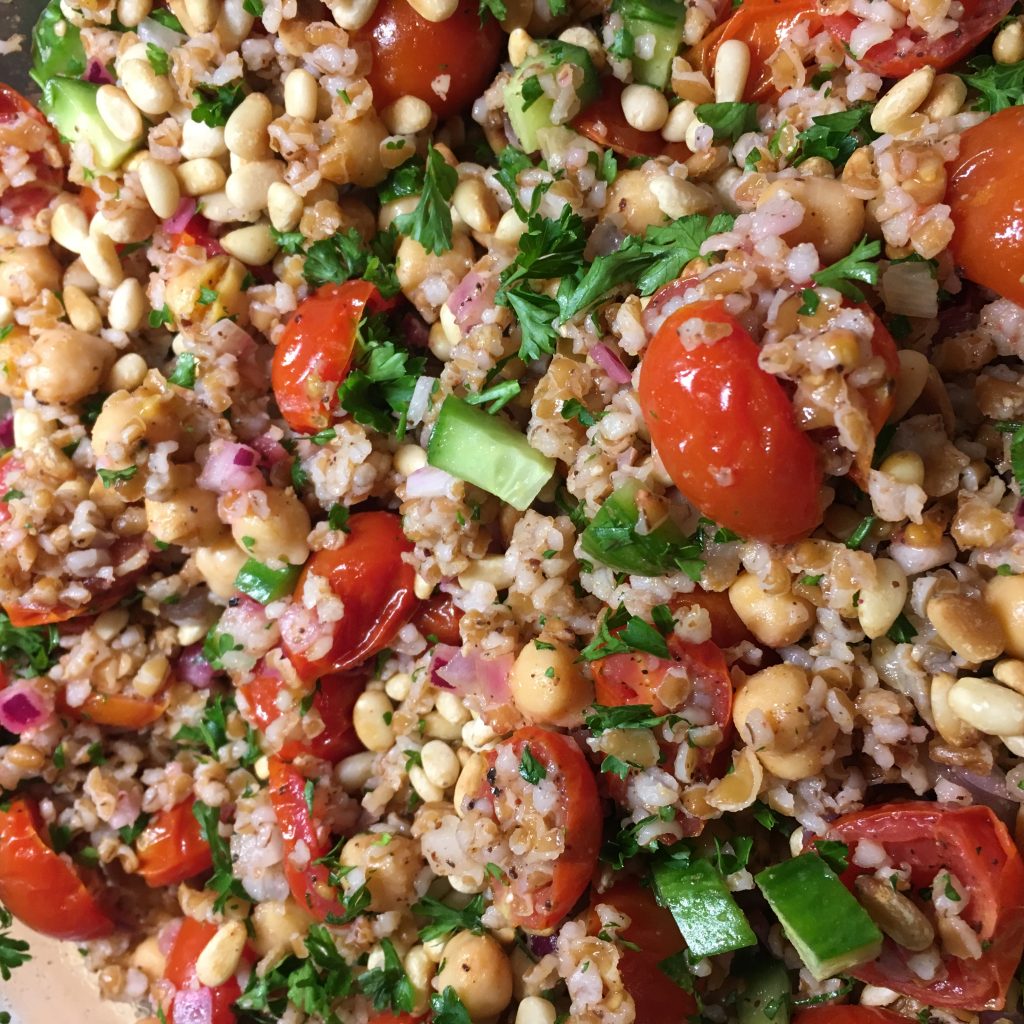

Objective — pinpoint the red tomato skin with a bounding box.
[271,281,384,434]
[947,107,1024,308]
[165,917,243,1024]
[356,0,503,117]
[825,802,1024,1010]
[573,78,691,162]
[587,879,698,1024]
[411,594,463,646]
[482,727,602,933]
[0,84,63,223]
[639,300,822,544]
[136,797,213,888]
[0,798,114,940]
[282,511,420,682]
[171,213,224,256]
[672,589,754,649]
[794,1009,913,1024]
[267,756,338,921]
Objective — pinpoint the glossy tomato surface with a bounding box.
[410,594,463,647]
[480,727,602,933]
[272,281,388,434]
[826,803,1024,1009]
[794,1009,913,1024]
[947,106,1024,308]
[165,917,244,1024]
[639,299,822,543]
[0,797,114,940]
[136,797,212,888]
[355,0,503,117]
[282,511,419,681]
[673,589,755,649]
[822,0,1013,76]
[588,878,698,1024]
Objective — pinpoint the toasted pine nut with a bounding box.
[138,157,182,219]
[97,85,144,143]
[713,39,751,103]
[177,158,227,197]
[220,222,279,265]
[284,68,319,120]
[50,203,90,254]
[870,66,935,134]
[194,920,247,988]
[620,83,669,133]
[948,676,1024,736]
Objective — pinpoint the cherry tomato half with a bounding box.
[794,1009,913,1024]
[70,691,170,729]
[0,84,63,224]
[587,878,697,1024]
[823,803,1024,1010]
[272,281,390,434]
[673,589,755,649]
[821,0,1014,77]
[477,727,602,933]
[355,0,503,118]
[136,797,213,889]
[240,665,364,762]
[170,213,224,257]
[947,106,1024,308]
[281,511,420,681]
[165,917,246,1024]
[639,299,822,544]
[267,756,338,921]
[0,797,114,940]
[410,594,463,647]
[573,78,691,162]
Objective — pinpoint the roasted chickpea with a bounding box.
[728,572,815,647]
[339,834,426,912]
[436,931,514,1020]
[229,487,311,566]
[0,246,62,303]
[24,327,115,405]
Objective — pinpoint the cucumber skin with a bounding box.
[736,958,792,1024]
[40,78,140,171]
[628,17,686,89]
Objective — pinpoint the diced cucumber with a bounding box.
[505,40,600,154]
[652,857,757,959]
[736,955,792,1024]
[581,478,692,575]
[427,396,555,512]
[234,559,302,605]
[31,0,86,87]
[615,0,686,89]
[39,78,140,171]
[755,854,882,981]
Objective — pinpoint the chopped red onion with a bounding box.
[590,342,632,384]
[252,432,289,467]
[446,271,498,330]
[85,59,114,85]
[173,988,213,1024]
[0,680,54,734]
[197,440,264,493]
[176,644,217,688]
[157,918,183,956]
[1015,500,1024,531]
[162,198,198,237]
[232,446,258,467]
[405,465,457,498]
[401,312,430,349]
[436,651,513,707]
[429,644,460,689]
[0,413,13,448]
[527,933,557,957]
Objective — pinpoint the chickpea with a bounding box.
[230,487,311,566]
[435,931,514,1020]
[24,327,115,405]
[0,246,62,303]
[0,325,32,399]
[757,178,866,263]
[339,834,425,912]
[319,112,389,187]
[145,480,222,548]
[164,255,248,326]
[602,169,668,235]
[732,664,838,781]
[728,572,815,647]
[250,899,313,957]
[194,537,249,599]
[396,230,474,313]
[509,638,593,725]
[91,387,182,469]
[986,575,1024,659]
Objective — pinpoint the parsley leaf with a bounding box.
[145,43,170,76]
[498,204,587,294]
[0,906,30,981]
[579,604,674,661]
[1010,424,1024,486]
[585,703,681,735]
[192,800,248,911]
[413,893,485,942]
[845,513,876,550]
[97,465,138,488]
[478,0,507,19]
[167,352,197,389]
[561,398,602,428]
[502,286,560,363]
[172,693,257,763]
[117,812,152,845]
[811,237,881,302]
[243,0,264,14]
[393,145,459,255]
[519,744,547,784]
[464,379,520,414]
[358,939,415,1013]
[191,82,245,127]
[328,504,350,532]
[494,146,533,217]
[148,304,173,328]
[961,56,1024,113]
[431,986,473,1024]
[886,612,917,644]
[794,105,878,168]
[0,610,60,677]
[812,839,849,873]
[695,101,759,142]
[270,228,305,255]
[201,625,242,670]
[303,225,400,297]
[600,754,637,780]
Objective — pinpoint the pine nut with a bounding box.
[993,19,1024,64]
[6,742,45,772]
[185,0,219,31]
[856,558,908,639]
[384,671,412,701]
[328,0,379,31]
[284,68,319,120]
[993,658,1024,695]
[337,750,378,792]
[97,85,144,143]
[986,575,1024,658]
[404,945,434,1015]
[107,278,147,332]
[382,95,433,135]
[64,285,102,331]
[621,83,669,132]
[926,593,1006,663]
[266,181,303,232]
[408,763,443,802]
[220,222,279,265]
[225,93,273,159]
[947,676,1024,736]
[879,450,925,487]
[393,443,428,476]
[557,26,604,66]
[854,875,934,952]
[117,0,153,25]
[177,158,227,197]
[931,672,980,748]
[457,554,513,590]
[181,119,228,159]
[81,234,124,289]
[661,99,697,142]
[516,996,557,1024]
[50,202,90,254]
[138,157,182,219]
[451,178,498,234]
[435,691,470,726]
[225,160,285,213]
[107,352,148,391]
[352,690,395,751]
[870,66,935,135]
[120,59,175,116]
[453,752,486,814]
[461,718,497,752]
[133,654,169,698]
[923,73,966,119]
[507,28,536,67]
[194,920,247,988]
[413,573,434,600]
[713,39,751,103]
[650,174,712,219]
[405,0,457,20]
[420,739,460,790]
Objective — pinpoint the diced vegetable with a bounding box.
[736,954,792,1024]
[614,0,686,88]
[31,0,86,86]
[234,559,303,605]
[39,78,139,171]
[652,857,757,959]
[755,854,883,981]
[427,396,555,511]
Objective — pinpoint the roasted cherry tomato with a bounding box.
[689,0,821,101]
[823,803,1024,1010]
[282,511,420,681]
[272,281,391,434]
[0,84,63,224]
[165,917,246,1024]
[672,589,754,649]
[587,878,697,1024]
[355,0,503,117]
[477,727,602,933]
[71,691,169,728]
[410,594,463,647]
[794,1009,913,1024]
[0,797,114,940]
[947,106,1024,308]
[170,212,224,256]
[240,666,364,762]
[136,797,212,889]
[639,299,822,544]
[821,0,1014,77]
[573,78,691,162]
[267,756,338,921]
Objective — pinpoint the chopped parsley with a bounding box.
[519,744,547,784]
[794,105,878,167]
[191,82,246,127]
[845,514,877,550]
[464,379,521,414]
[810,237,882,303]
[694,101,760,142]
[413,893,485,943]
[478,0,507,19]
[579,604,675,661]
[585,703,681,735]
[960,56,1024,113]
[0,906,30,981]
[149,7,184,30]
[328,504,351,532]
[0,610,61,677]
[201,626,242,670]
[148,304,173,328]
[271,228,305,254]
[431,987,473,1024]
[393,145,459,255]
[560,398,603,428]
[145,43,170,76]
[97,465,138,488]
[358,939,415,1013]
[886,612,917,644]
[117,812,153,846]
[192,800,248,911]
[600,754,637,780]
[812,839,849,873]
[167,352,197,389]
[174,693,259,766]
[243,0,264,14]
